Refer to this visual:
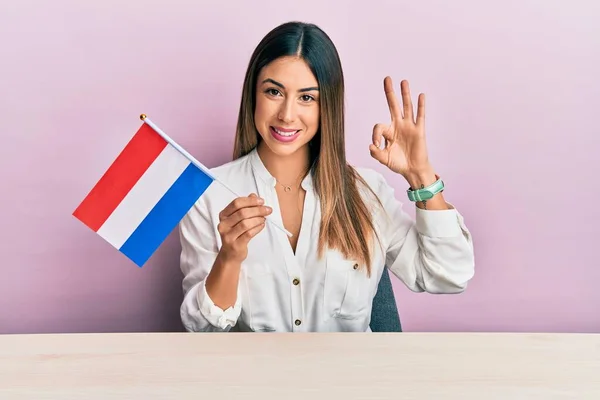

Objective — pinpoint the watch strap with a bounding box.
[407,175,444,202]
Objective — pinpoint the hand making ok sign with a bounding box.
[369,77,433,181]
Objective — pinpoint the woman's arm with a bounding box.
[179,199,243,332]
[372,171,475,294]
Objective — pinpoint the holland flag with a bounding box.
[73,115,215,267]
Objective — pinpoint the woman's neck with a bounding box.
[257,142,311,186]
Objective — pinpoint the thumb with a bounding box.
[369,144,388,165]
[372,123,386,148]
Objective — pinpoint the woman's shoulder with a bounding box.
[208,152,253,180]
[352,165,393,196]
[350,166,406,227]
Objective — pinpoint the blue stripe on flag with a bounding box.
[119,163,214,267]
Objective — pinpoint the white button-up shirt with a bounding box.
[179,148,475,332]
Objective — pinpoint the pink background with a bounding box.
[1,0,599,334]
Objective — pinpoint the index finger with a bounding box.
[220,194,264,219]
[384,76,402,121]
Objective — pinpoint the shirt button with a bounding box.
[295,319,302,326]
[353,263,359,270]
[292,278,300,285]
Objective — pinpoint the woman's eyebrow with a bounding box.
[262,78,319,92]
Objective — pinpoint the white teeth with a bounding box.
[273,128,298,137]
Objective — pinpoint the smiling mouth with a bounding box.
[271,127,300,137]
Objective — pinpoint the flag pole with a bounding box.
[140,114,293,238]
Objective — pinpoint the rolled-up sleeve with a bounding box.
[179,198,242,332]
[373,172,475,294]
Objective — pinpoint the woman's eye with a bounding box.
[301,95,314,102]
[266,88,280,96]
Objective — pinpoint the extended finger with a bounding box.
[416,93,426,126]
[401,80,414,121]
[383,76,402,121]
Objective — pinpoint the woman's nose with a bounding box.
[277,100,296,123]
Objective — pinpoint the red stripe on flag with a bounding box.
[73,123,168,231]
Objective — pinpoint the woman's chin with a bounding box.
[259,138,308,158]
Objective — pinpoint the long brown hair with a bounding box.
[232,21,383,276]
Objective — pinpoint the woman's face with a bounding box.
[254,56,320,158]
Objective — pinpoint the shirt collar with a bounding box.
[248,147,314,190]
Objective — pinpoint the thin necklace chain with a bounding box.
[276,168,310,193]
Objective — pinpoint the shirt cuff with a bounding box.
[415,202,463,238]
[196,280,242,330]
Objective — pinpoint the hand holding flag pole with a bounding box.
[140,114,293,238]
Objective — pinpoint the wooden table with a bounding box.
[0,332,598,399]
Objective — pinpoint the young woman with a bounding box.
[179,21,475,332]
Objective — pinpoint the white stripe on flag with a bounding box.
[97,144,191,249]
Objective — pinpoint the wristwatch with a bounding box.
[407,175,444,202]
